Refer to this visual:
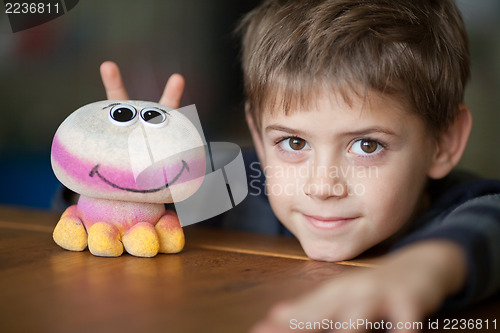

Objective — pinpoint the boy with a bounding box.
[100,0,500,331]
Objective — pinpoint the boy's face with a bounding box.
[254,91,438,261]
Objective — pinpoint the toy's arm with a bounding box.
[100,61,185,109]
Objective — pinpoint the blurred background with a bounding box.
[0,0,499,209]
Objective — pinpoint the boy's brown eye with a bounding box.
[289,138,306,150]
[360,139,378,154]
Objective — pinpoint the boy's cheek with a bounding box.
[265,170,305,197]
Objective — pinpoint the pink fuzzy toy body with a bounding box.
[76,196,166,234]
[51,100,206,257]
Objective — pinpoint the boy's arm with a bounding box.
[252,194,500,333]
[394,193,500,308]
[251,240,466,333]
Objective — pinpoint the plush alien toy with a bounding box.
[51,100,206,257]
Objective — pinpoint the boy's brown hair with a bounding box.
[237,0,470,135]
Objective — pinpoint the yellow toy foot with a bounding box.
[122,222,159,258]
[53,205,87,251]
[88,222,123,257]
[155,211,185,254]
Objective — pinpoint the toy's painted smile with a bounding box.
[89,160,190,193]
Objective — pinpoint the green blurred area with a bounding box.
[0,0,256,208]
[0,0,499,208]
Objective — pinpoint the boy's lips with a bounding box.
[302,214,359,230]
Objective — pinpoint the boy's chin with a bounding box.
[300,241,361,262]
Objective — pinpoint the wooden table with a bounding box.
[0,205,498,333]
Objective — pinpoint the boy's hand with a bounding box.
[251,241,466,333]
[99,61,185,109]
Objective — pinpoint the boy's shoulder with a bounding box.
[202,149,285,235]
[400,169,500,236]
[427,170,500,217]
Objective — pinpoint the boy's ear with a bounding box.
[427,104,473,179]
[245,102,266,164]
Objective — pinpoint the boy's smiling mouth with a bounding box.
[302,214,359,231]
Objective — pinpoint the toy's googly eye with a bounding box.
[109,104,138,126]
[140,108,168,127]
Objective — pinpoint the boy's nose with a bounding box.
[303,162,347,200]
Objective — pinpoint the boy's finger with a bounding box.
[100,61,129,100]
[158,73,185,109]
[389,297,422,333]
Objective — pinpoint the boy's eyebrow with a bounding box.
[341,127,398,137]
[265,125,306,136]
[265,125,397,137]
